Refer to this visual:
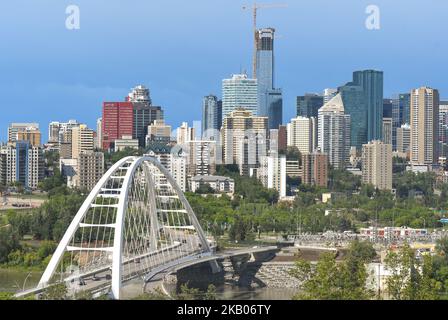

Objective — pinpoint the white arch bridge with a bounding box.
[16,156,277,299]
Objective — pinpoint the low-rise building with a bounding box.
[189,175,234,194]
[359,226,428,240]
[114,135,139,152]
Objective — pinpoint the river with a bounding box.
[1,270,296,300]
[0,269,43,293]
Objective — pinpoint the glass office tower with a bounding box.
[222,74,258,120]
[202,94,222,141]
[391,93,411,150]
[338,83,367,151]
[352,70,384,142]
[256,28,283,129]
[297,94,324,118]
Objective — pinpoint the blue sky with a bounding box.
[0,0,447,142]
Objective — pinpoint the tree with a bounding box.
[41,283,68,300]
[134,287,170,300]
[228,215,250,242]
[73,290,94,300]
[0,292,15,300]
[0,227,21,264]
[204,284,217,300]
[384,243,442,300]
[38,169,65,193]
[175,283,217,300]
[177,283,202,300]
[290,241,376,300]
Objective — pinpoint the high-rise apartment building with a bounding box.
[145,144,187,192]
[48,122,61,144]
[176,122,196,145]
[301,151,328,188]
[439,101,448,158]
[5,141,44,190]
[296,94,324,118]
[0,148,7,187]
[222,74,258,120]
[396,124,411,155]
[102,102,134,150]
[410,87,440,165]
[277,125,288,154]
[318,94,351,169]
[287,116,317,154]
[17,128,41,147]
[71,124,94,160]
[48,120,80,145]
[60,130,73,159]
[76,152,104,191]
[202,95,222,141]
[95,118,102,149]
[257,153,286,198]
[171,152,187,192]
[362,140,392,190]
[222,109,268,175]
[8,123,40,144]
[147,120,172,145]
[186,140,217,177]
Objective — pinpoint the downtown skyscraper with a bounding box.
[296,94,324,118]
[353,70,384,142]
[202,94,222,141]
[318,94,351,169]
[127,85,164,148]
[391,93,411,150]
[222,74,258,119]
[255,28,283,130]
[410,87,440,165]
[338,70,384,151]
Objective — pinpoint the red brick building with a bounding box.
[102,102,133,150]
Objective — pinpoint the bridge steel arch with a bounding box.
[37,156,213,299]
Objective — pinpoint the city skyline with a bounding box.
[1,0,448,143]
[2,1,448,302]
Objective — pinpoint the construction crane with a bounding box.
[242,2,288,79]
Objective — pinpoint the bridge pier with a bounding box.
[209,260,222,274]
